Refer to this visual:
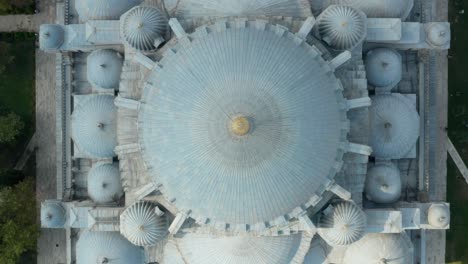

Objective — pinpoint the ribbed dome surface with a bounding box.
[39,24,64,50]
[426,23,451,47]
[428,204,450,228]
[343,233,413,264]
[317,5,367,50]
[87,163,123,204]
[41,202,66,228]
[138,20,349,229]
[304,241,329,264]
[87,49,123,90]
[175,0,311,18]
[165,233,310,264]
[71,95,117,158]
[120,6,167,51]
[120,202,168,246]
[365,162,401,204]
[365,48,402,89]
[84,0,142,20]
[319,0,414,19]
[318,202,366,246]
[76,231,145,264]
[369,94,420,159]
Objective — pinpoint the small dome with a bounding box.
[39,24,64,50]
[343,233,413,264]
[426,23,451,47]
[365,48,402,89]
[76,231,145,264]
[319,0,414,20]
[365,162,401,204]
[41,202,66,228]
[87,49,123,90]
[304,241,329,264]
[369,94,420,159]
[428,204,450,228]
[120,6,167,51]
[88,163,123,204]
[317,5,367,50]
[318,202,366,246]
[71,95,117,158]
[120,202,168,246]
[84,0,142,20]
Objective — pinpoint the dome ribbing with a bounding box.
[41,202,66,228]
[39,24,64,50]
[365,48,402,89]
[87,163,123,204]
[84,0,142,20]
[318,202,366,246]
[71,95,117,158]
[317,5,367,50]
[87,49,123,90]
[369,94,420,159]
[365,163,401,204]
[428,204,450,228]
[138,20,349,230]
[76,231,145,264]
[120,202,168,246]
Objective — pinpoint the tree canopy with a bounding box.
[0,112,24,143]
[0,41,14,74]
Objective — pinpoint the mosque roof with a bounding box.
[318,0,414,20]
[428,204,450,228]
[87,49,123,90]
[365,162,402,204]
[83,0,142,20]
[87,163,123,204]
[39,24,64,50]
[41,201,66,228]
[365,48,402,89]
[138,20,349,230]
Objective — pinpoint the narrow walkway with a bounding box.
[13,133,37,170]
[447,137,468,184]
[0,15,37,32]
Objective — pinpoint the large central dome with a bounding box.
[138,20,348,228]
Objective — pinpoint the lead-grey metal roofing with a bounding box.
[138,20,349,229]
[87,163,123,204]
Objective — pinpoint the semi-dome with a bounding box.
[365,162,401,204]
[39,24,64,50]
[87,49,123,90]
[317,0,414,20]
[365,48,402,89]
[76,231,145,264]
[428,204,450,228]
[426,23,451,48]
[120,6,167,51]
[138,20,349,230]
[369,94,420,159]
[318,202,366,246]
[343,233,413,264]
[304,240,329,264]
[164,233,311,264]
[120,202,168,246]
[71,95,117,158]
[83,0,142,20]
[87,163,123,204]
[317,5,367,50]
[41,201,66,228]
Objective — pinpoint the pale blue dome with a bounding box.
[84,0,143,20]
[39,24,64,50]
[365,48,402,89]
[365,162,401,204]
[87,163,123,204]
[87,49,123,90]
[41,201,66,228]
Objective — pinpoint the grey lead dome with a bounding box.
[87,163,123,204]
[365,48,402,89]
[365,162,402,204]
[39,24,64,50]
[87,49,123,90]
[41,201,66,228]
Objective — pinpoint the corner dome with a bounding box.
[87,49,123,90]
[365,48,402,89]
[318,0,414,20]
[87,163,123,204]
[76,231,145,264]
[317,5,367,50]
[120,202,168,246]
[39,24,64,50]
[369,94,420,159]
[84,0,142,20]
[365,162,401,204]
[426,23,451,47]
[428,204,450,228]
[41,201,66,228]
[343,233,413,264]
[71,95,117,158]
[318,202,366,246]
[120,6,167,51]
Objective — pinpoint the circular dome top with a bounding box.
[369,94,420,159]
[304,241,329,264]
[426,23,451,47]
[41,202,66,228]
[87,49,123,90]
[318,202,366,246]
[317,5,367,50]
[87,163,123,204]
[39,24,64,50]
[428,204,450,228]
[138,20,349,229]
[71,95,117,158]
[343,233,413,264]
[120,202,168,246]
[84,0,142,20]
[76,231,145,264]
[164,233,311,264]
[319,0,414,20]
[365,48,402,89]
[365,162,401,204]
[120,6,167,51]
